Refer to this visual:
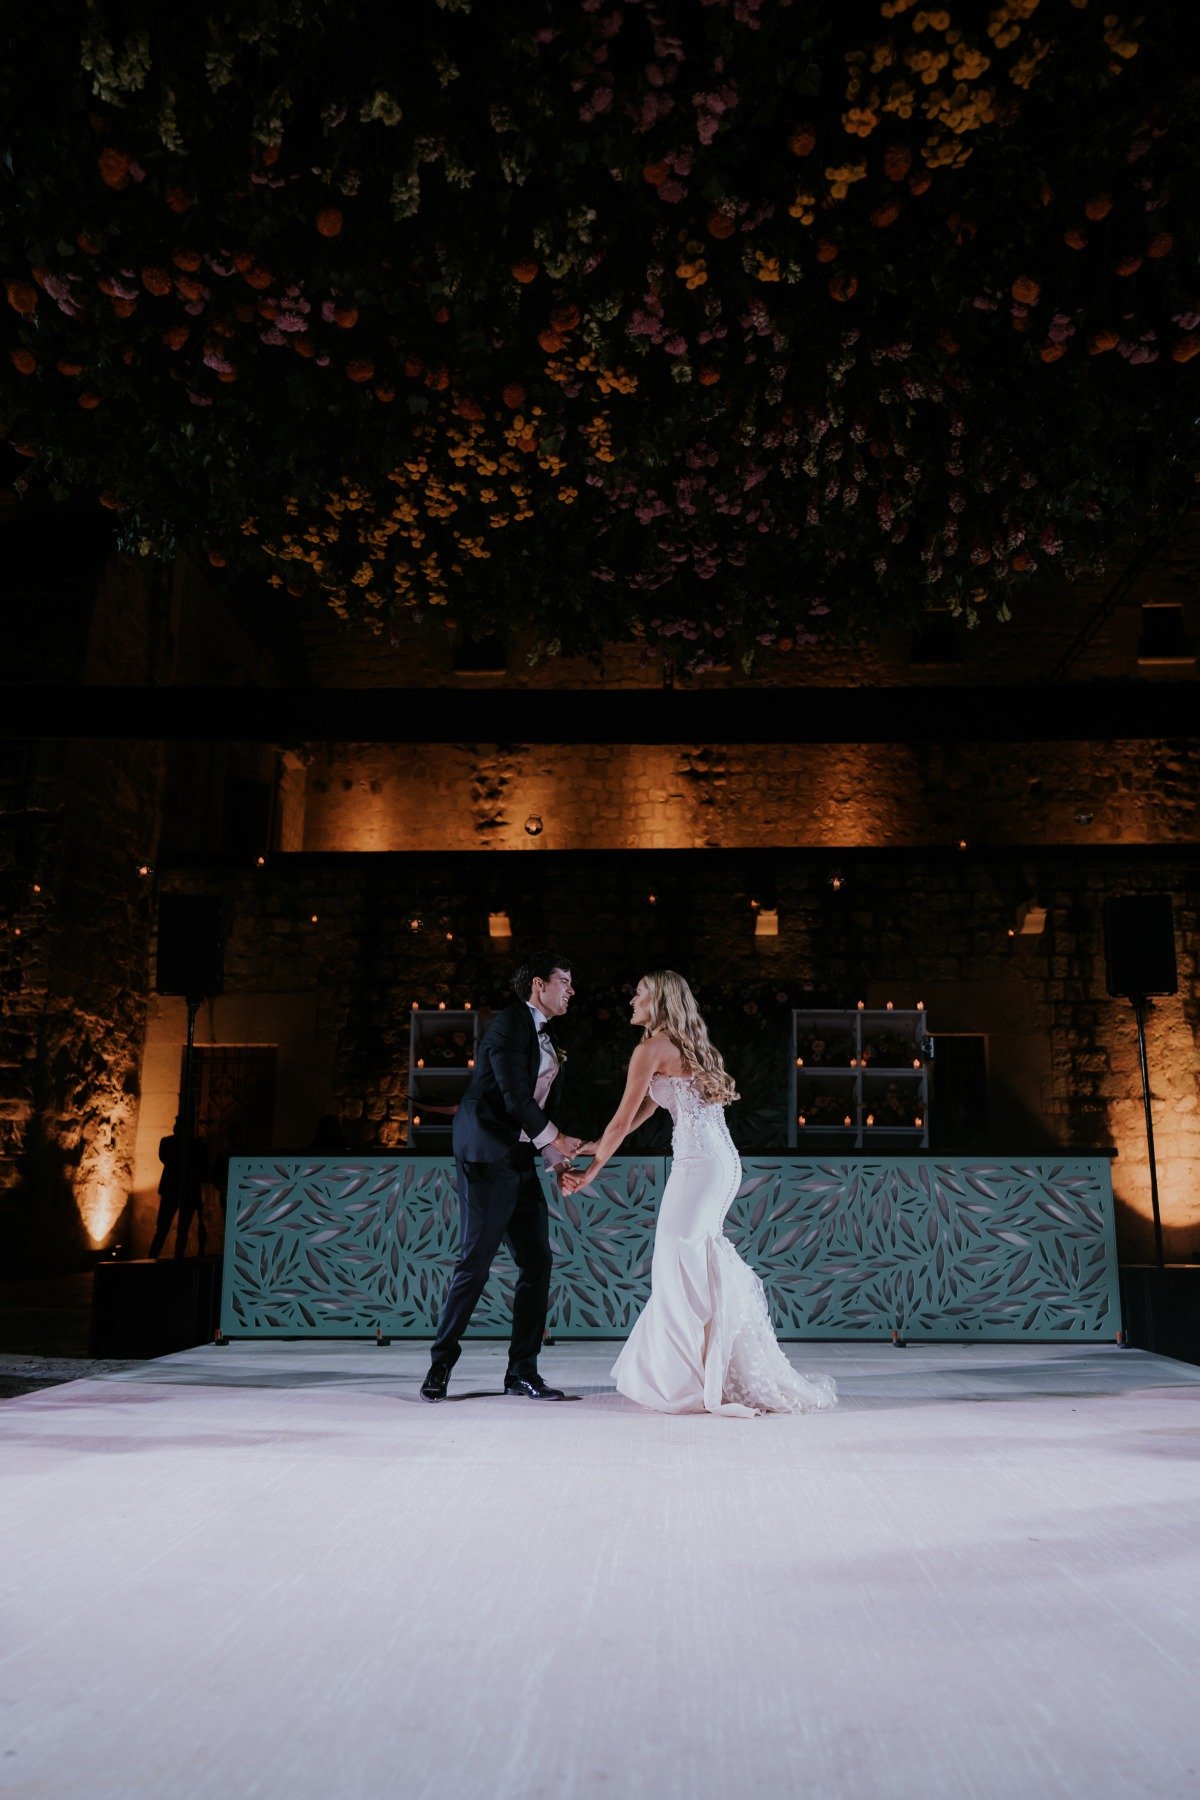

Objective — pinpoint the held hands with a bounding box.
[559,1163,597,1196]
[551,1132,583,1160]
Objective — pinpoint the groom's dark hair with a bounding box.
[513,952,572,1001]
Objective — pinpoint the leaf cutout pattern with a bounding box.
[220,1155,1119,1341]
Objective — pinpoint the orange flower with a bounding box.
[908,173,932,197]
[110,297,137,318]
[162,325,189,350]
[1011,276,1040,305]
[870,201,900,228]
[165,188,192,213]
[98,147,130,189]
[697,366,721,386]
[937,329,958,355]
[234,304,255,324]
[293,338,315,359]
[346,359,375,382]
[551,303,581,332]
[316,206,344,237]
[503,383,526,409]
[883,144,912,181]
[432,303,451,324]
[1039,342,1066,362]
[1115,255,1142,277]
[816,239,839,263]
[6,279,38,316]
[1011,552,1031,571]
[1146,231,1173,259]
[788,126,817,156]
[172,248,202,272]
[1084,194,1112,221]
[707,211,736,240]
[10,348,36,374]
[141,267,172,296]
[56,359,83,376]
[453,395,486,421]
[232,252,256,274]
[1172,334,1200,363]
[98,491,120,510]
[243,267,273,291]
[512,261,539,284]
[262,143,280,167]
[76,232,103,254]
[538,327,566,354]
[1063,228,1087,250]
[207,551,226,568]
[375,384,396,402]
[404,355,425,378]
[1087,329,1119,354]
[175,278,204,303]
[78,392,101,408]
[333,305,359,329]
[642,162,669,186]
[828,272,858,301]
[11,442,38,457]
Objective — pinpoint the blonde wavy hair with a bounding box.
[639,970,739,1106]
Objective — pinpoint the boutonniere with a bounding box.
[553,1045,568,1067]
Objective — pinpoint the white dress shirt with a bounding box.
[520,1002,561,1157]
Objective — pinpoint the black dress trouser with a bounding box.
[430,1144,552,1379]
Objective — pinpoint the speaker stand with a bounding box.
[177,994,203,1220]
[1130,995,1165,1272]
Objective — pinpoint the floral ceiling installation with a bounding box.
[2,0,1197,663]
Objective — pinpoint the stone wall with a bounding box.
[302,738,1200,852]
[145,851,1200,1265]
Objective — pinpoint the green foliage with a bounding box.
[2,1,1198,663]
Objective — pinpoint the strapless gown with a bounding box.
[611,1074,838,1419]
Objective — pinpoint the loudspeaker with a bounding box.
[156,894,224,997]
[1104,893,1177,998]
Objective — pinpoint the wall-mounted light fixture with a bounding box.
[524,814,544,837]
[488,910,513,939]
[1016,899,1047,936]
[755,907,780,939]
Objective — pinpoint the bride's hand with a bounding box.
[560,1164,595,1196]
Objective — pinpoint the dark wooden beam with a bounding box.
[1,682,1196,743]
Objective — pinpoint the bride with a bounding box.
[561,971,837,1420]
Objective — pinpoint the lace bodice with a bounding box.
[649,1073,737,1164]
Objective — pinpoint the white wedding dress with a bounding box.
[611,1074,838,1419]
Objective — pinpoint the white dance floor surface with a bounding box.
[4,1340,1200,1800]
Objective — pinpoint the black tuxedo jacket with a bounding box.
[451,1001,558,1163]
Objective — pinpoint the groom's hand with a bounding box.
[551,1132,582,1159]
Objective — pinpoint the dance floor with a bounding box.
[5,1341,1200,1799]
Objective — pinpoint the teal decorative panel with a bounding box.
[221,1155,1119,1341]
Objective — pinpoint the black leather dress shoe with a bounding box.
[421,1362,451,1402]
[504,1373,566,1400]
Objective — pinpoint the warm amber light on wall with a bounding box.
[488,911,512,939]
[755,907,779,938]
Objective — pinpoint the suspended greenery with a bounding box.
[2,0,1197,665]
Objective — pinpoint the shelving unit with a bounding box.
[407,1007,482,1151]
[789,1007,931,1151]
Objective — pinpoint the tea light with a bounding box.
[866,1113,875,1127]
[795,1057,804,1067]
[886,1001,894,1011]
[857,1000,865,1010]
[417,1058,425,1069]
[438,1002,446,1011]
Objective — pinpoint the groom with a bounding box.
[421,952,584,1402]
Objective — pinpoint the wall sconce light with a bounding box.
[309,912,319,924]
[1016,900,1047,936]
[137,864,152,879]
[754,907,779,939]
[255,854,267,868]
[956,837,969,851]
[409,913,423,933]
[828,869,844,893]
[1074,810,1094,826]
[488,911,513,939]
[648,893,657,906]
[524,814,544,837]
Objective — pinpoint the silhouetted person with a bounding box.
[148,1116,208,1259]
[309,1113,350,1152]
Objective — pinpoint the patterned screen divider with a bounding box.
[222,1155,1120,1342]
